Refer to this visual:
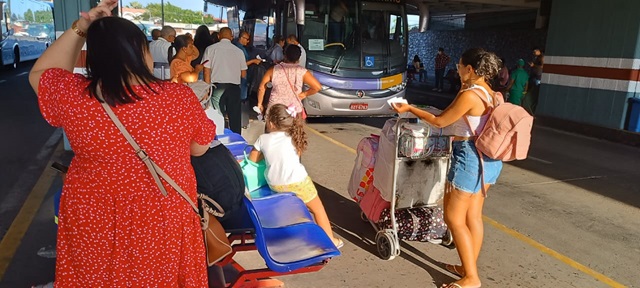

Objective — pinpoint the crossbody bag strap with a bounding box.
[96,86,200,213]
[279,64,304,108]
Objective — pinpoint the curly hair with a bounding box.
[266,104,308,155]
[460,48,502,81]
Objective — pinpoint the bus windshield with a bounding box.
[302,0,406,73]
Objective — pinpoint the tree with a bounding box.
[127,1,144,9]
[34,10,54,23]
[23,9,34,22]
[141,2,216,24]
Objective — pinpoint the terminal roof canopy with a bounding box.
[203,0,541,18]
[406,0,540,15]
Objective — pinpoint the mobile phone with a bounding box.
[50,162,69,174]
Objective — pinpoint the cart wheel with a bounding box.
[375,232,396,261]
[442,229,455,249]
[360,211,368,222]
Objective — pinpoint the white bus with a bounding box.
[0,0,54,68]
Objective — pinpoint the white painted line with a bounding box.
[515,175,605,187]
[527,156,553,164]
[16,72,28,77]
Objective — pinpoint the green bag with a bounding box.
[240,149,268,192]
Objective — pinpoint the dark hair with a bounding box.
[266,104,307,154]
[168,35,191,63]
[438,47,444,52]
[85,17,158,107]
[284,44,302,63]
[210,31,219,44]
[273,35,284,46]
[287,34,298,42]
[413,55,421,63]
[460,48,501,80]
[194,25,213,51]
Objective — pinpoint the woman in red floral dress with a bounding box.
[28,1,215,286]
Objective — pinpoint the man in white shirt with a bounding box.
[286,34,306,68]
[148,26,176,79]
[202,27,248,133]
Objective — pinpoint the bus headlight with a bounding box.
[388,82,406,92]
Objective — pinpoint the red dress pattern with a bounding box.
[38,68,215,287]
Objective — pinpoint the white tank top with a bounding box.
[448,85,493,137]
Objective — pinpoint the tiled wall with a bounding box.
[408,29,547,76]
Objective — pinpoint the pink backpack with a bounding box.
[465,86,533,162]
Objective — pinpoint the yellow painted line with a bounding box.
[483,217,626,288]
[306,126,357,154]
[0,141,63,281]
[306,125,627,288]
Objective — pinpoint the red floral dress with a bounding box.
[38,68,215,287]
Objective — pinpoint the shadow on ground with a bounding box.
[314,182,457,287]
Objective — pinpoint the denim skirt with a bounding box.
[446,140,503,194]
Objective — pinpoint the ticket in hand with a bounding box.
[387,97,408,106]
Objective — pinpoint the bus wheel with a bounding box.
[13,47,20,69]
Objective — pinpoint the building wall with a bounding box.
[408,28,547,78]
[539,0,640,129]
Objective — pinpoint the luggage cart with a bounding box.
[363,117,454,260]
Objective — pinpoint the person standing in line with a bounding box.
[151,28,161,41]
[191,25,214,68]
[391,48,504,288]
[269,35,286,64]
[149,25,176,79]
[287,34,306,68]
[506,59,529,105]
[169,35,203,83]
[235,31,263,101]
[526,47,544,113]
[495,57,510,95]
[433,47,450,92]
[257,45,322,116]
[28,1,215,286]
[202,27,248,134]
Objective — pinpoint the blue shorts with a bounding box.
[447,141,503,194]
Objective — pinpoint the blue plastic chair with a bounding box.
[243,195,341,273]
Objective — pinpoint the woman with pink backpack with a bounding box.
[391,48,505,288]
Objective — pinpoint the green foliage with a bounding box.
[127,1,144,9]
[23,9,34,22]
[138,2,216,24]
[34,10,53,23]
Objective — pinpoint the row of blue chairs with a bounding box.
[217,130,341,287]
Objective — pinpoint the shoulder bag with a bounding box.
[96,87,231,266]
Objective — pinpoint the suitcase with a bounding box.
[378,206,448,243]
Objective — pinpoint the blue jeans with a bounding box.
[240,77,248,101]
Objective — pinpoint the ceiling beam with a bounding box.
[429,6,536,16]
[416,0,540,9]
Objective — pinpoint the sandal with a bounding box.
[445,264,465,277]
[333,238,344,249]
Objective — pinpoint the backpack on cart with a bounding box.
[378,207,448,243]
[348,135,380,202]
